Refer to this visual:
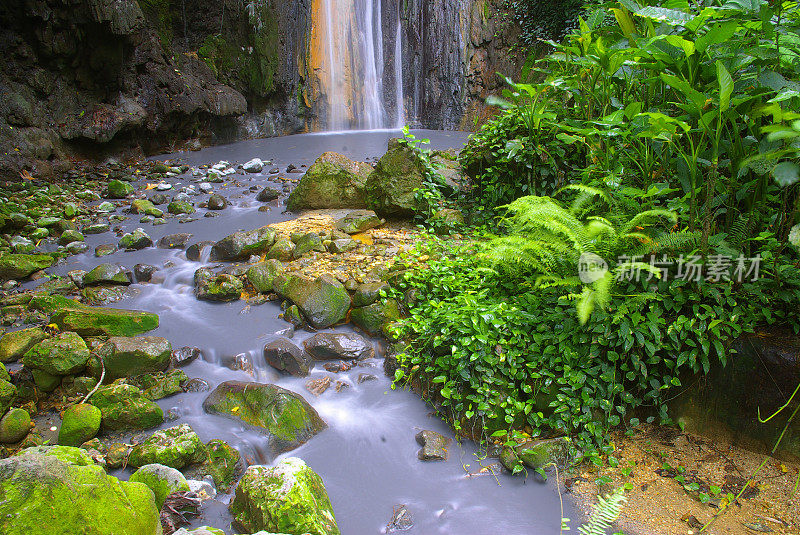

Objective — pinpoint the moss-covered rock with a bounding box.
[286,152,372,211]
[0,327,48,363]
[128,424,207,469]
[210,226,276,261]
[90,382,163,432]
[23,331,90,376]
[129,463,190,509]
[58,403,101,447]
[364,141,426,218]
[267,238,295,261]
[27,294,82,314]
[263,338,311,377]
[83,263,133,286]
[96,336,172,379]
[230,458,340,535]
[303,332,375,361]
[334,210,383,234]
[203,381,326,457]
[126,369,187,400]
[50,305,159,337]
[273,274,350,329]
[186,439,241,492]
[0,449,161,534]
[292,232,325,259]
[130,199,163,217]
[119,228,153,250]
[350,299,401,337]
[106,179,134,198]
[18,445,98,465]
[168,201,196,215]
[499,437,570,473]
[194,270,244,302]
[0,408,30,444]
[0,254,53,280]
[31,369,61,392]
[246,260,283,294]
[58,230,85,245]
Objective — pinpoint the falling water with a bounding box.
[318,0,403,130]
[394,18,405,128]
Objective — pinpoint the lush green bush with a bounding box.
[389,234,800,454]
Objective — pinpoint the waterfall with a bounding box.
[316,0,403,131]
[394,17,405,128]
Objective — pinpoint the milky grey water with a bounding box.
[41,130,574,534]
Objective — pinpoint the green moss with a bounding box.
[138,0,173,51]
[58,404,101,447]
[130,463,189,509]
[22,332,90,376]
[0,328,48,363]
[90,382,163,432]
[128,424,207,469]
[50,306,159,337]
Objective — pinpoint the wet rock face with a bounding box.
[273,273,350,329]
[202,381,326,457]
[303,332,375,361]
[230,458,340,535]
[96,336,172,379]
[128,424,207,469]
[89,382,163,432]
[415,430,450,461]
[210,226,276,261]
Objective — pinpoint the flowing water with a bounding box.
[41,130,573,534]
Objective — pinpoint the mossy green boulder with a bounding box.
[499,437,570,473]
[128,424,207,469]
[168,201,195,215]
[194,269,244,302]
[119,228,153,250]
[0,408,30,444]
[90,382,163,432]
[200,439,240,491]
[50,305,159,337]
[350,299,401,337]
[0,327,48,362]
[96,336,172,379]
[210,225,276,261]
[352,282,389,307]
[0,254,54,280]
[31,369,61,392]
[106,179,134,198]
[292,232,325,259]
[131,199,163,217]
[203,381,326,457]
[273,274,350,329]
[130,463,190,509]
[58,403,101,447]
[23,331,90,376]
[230,458,340,535]
[246,260,284,294]
[27,294,81,314]
[267,237,295,261]
[0,449,162,534]
[83,263,133,286]
[286,151,372,211]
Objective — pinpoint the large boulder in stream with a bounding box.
[96,336,172,379]
[0,253,53,280]
[194,268,244,302]
[203,381,326,457]
[83,263,133,286]
[273,274,350,329]
[210,226,276,261]
[230,458,340,535]
[286,152,373,211]
[264,338,311,377]
[0,447,161,534]
[50,305,159,337]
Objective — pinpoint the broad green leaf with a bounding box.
[660,74,708,111]
[664,35,696,58]
[612,8,637,39]
[695,21,739,54]
[716,61,733,112]
[635,6,694,24]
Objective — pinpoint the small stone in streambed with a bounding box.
[134,264,157,283]
[334,380,350,393]
[357,373,378,383]
[207,194,228,210]
[83,263,133,286]
[323,361,354,373]
[263,338,311,377]
[157,233,193,249]
[129,463,190,509]
[185,241,214,261]
[0,407,31,443]
[172,346,202,367]
[94,243,117,257]
[256,187,280,202]
[150,193,169,205]
[305,376,331,396]
[119,228,153,250]
[182,378,210,393]
[335,210,383,234]
[303,332,375,361]
[415,430,450,461]
[83,223,110,235]
[58,403,100,447]
[242,158,264,173]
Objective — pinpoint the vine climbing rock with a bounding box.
[202,381,326,458]
[230,458,340,535]
[0,448,161,534]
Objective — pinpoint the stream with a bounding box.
[37,130,573,534]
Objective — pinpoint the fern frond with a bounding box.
[577,488,627,535]
[619,209,677,234]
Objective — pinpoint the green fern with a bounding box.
[577,487,627,535]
